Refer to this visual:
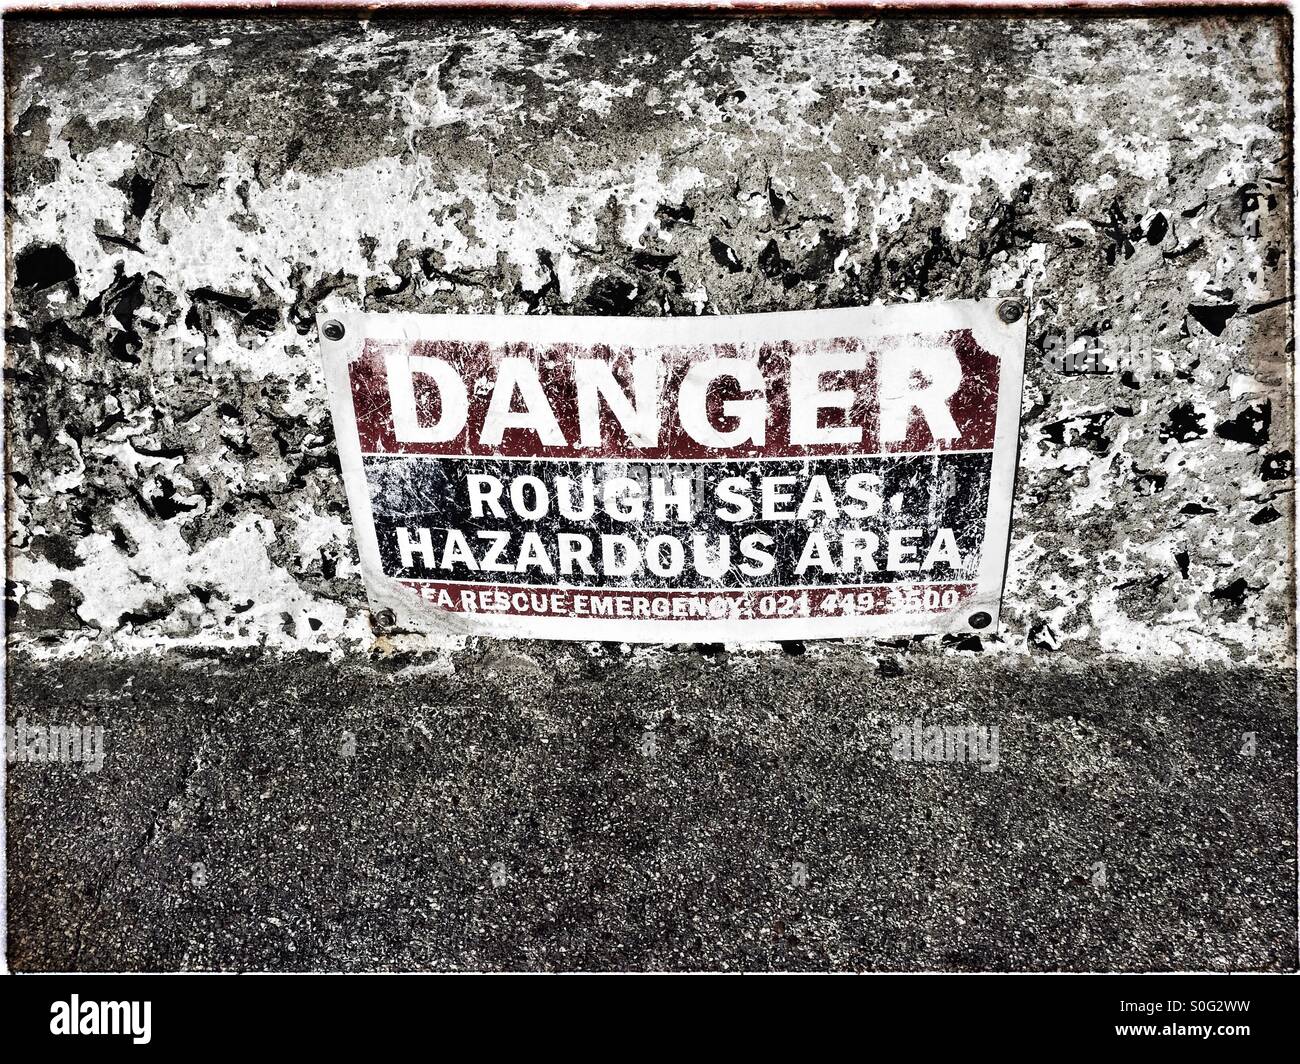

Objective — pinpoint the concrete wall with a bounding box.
[5,14,1293,664]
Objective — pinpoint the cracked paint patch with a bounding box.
[3,15,1293,664]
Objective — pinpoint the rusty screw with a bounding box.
[322,320,346,341]
[968,611,992,630]
[373,607,397,632]
[997,300,1023,325]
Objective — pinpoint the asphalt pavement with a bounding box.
[6,646,1295,971]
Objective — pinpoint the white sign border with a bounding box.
[318,302,1026,643]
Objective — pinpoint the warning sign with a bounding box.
[319,302,1025,642]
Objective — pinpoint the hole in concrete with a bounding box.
[15,244,76,290]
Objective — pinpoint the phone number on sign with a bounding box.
[404,582,976,620]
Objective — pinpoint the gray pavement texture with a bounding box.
[6,649,1296,972]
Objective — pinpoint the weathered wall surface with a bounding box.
[4,15,1294,665]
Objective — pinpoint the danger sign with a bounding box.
[320,302,1025,642]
